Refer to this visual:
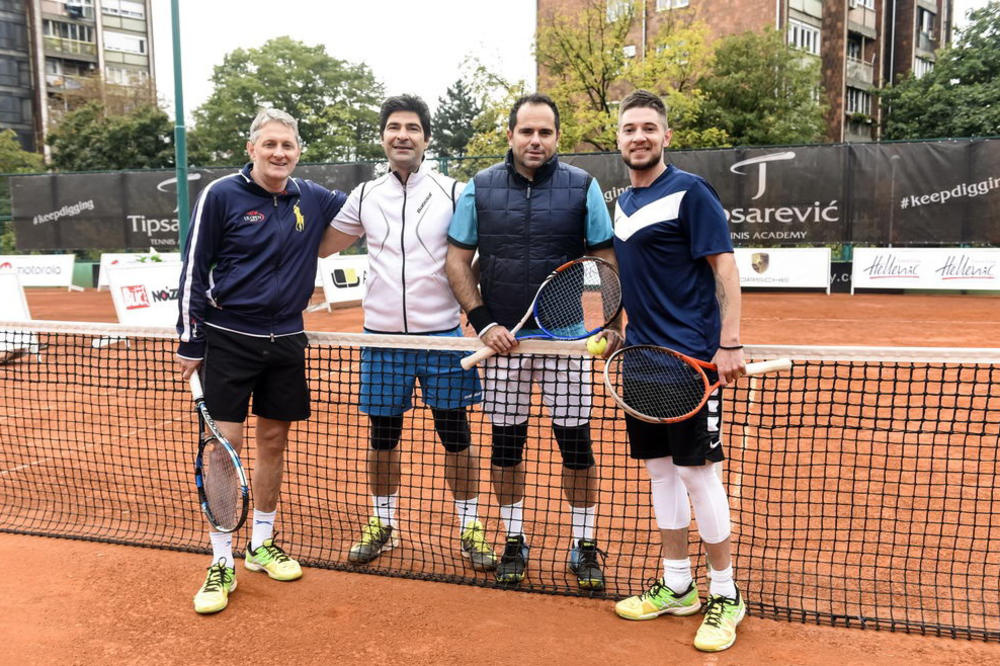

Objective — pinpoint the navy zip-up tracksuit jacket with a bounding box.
[176,163,347,359]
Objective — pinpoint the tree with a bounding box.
[697,29,826,146]
[535,0,725,151]
[46,102,174,171]
[880,1,1000,139]
[190,36,384,165]
[432,78,482,157]
[0,129,45,252]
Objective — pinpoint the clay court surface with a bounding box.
[3,288,999,665]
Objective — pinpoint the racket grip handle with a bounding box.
[745,358,793,376]
[461,345,497,370]
[189,373,204,399]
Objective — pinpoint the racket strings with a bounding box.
[613,348,708,420]
[535,260,621,336]
[202,438,243,531]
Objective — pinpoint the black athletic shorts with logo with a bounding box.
[202,326,310,423]
[624,378,725,466]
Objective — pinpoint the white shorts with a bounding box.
[482,354,592,427]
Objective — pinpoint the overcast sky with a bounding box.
[150,0,538,120]
[151,0,990,122]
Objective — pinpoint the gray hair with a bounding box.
[248,108,301,146]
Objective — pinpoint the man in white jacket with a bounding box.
[320,95,497,570]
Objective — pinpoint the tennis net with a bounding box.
[1,321,997,640]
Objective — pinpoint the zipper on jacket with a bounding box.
[400,182,409,333]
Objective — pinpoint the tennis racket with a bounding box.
[461,256,622,370]
[190,373,249,533]
[604,345,792,424]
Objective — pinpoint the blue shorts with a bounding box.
[360,327,482,416]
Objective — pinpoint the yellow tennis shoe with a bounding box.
[244,536,302,581]
[615,579,702,620]
[694,587,747,652]
[193,559,237,614]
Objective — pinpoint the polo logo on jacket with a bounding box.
[294,203,305,231]
[242,210,265,224]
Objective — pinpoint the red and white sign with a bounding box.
[0,254,75,288]
[852,248,1000,292]
[734,247,831,293]
[107,262,182,325]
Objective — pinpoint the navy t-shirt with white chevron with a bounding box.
[613,164,733,361]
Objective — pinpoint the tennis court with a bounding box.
[2,288,999,664]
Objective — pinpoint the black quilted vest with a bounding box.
[474,151,591,328]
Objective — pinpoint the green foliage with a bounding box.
[880,1,1000,139]
[453,62,528,180]
[190,36,384,165]
[432,78,483,157]
[47,102,174,170]
[697,28,826,146]
[0,129,45,252]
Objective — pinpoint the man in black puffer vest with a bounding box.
[446,93,622,590]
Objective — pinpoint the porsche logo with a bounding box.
[751,252,770,274]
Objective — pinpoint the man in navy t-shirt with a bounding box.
[608,90,748,653]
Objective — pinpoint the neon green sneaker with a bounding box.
[193,559,237,614]
[614,579,702,620]
[460,520,498,571]
[694,587,747,652]
[348,516,400,564]
[244,536,302,581]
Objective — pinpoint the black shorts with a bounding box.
[202,326,310,423]
[625,386,725,466]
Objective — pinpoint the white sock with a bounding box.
[663,557,693,594]
[500,500,524,537]
[709,564,737,599]
[454,496,479,530]
[569,504,596,543]
[250,509,276,551]
[209,530,234,567]
[373,494,398,527]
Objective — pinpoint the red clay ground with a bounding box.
[3,287,999,665]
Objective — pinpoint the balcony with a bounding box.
[45,72,89,91]
[847,5,877,39]
[44,36,97,60]
[846,57,874,86]
[917,32,937,54]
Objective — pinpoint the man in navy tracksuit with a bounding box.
[176,108,347,614]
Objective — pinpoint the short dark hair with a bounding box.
[379,95,431,140]
[619,89,669,128]
[508,93,560,132]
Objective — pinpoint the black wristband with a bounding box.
[719,344,743,350]
[467,306,496,334]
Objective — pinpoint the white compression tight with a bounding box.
[644,457,732,545]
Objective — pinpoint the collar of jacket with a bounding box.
[504,149,559,187]
[239,162,302,198]
[390,158,432,188]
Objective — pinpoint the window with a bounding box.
[106,65,148,86]
[854,0,874,8]
[846,87,871,116]
[0,18,28,51]
[102,0,145,19]
[847,36,862,60]
[606,0,631,22]
[918,8,935,36]
[103,30,146,54]
[913,57,934,78]
[623,44,636,58]
[788,19,820,56]
[43,19,94,42]
[65,0,95,20]
[656,0,689,9]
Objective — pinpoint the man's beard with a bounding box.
[621,150,661,171]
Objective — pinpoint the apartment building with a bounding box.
[0,0,155,155]
[539,0,954,142]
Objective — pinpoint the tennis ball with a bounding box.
[587,335,608,357]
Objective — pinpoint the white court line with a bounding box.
[0,457,55,476]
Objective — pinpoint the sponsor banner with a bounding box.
[107,262,183,326]
[11,163,376,251]
[98,252,182,289]
[0,254,75,287]
[852,247,1000,292]
[0,270,31,320]
[319,254,367,306]
[734,248,831,292]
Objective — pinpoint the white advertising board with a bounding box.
[734,247,831,293]
[319,254,368,309]
[0,254,76,288]
[98,252,182,289]
[852,247,1000,293]
[0,271,39,358]
[107,261,183,326]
